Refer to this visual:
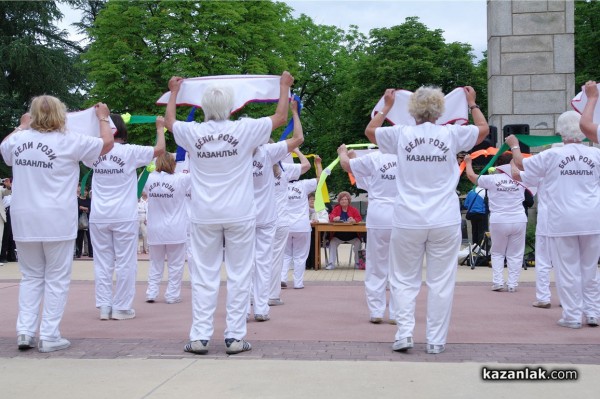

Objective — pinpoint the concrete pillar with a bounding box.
[487,0,575,144]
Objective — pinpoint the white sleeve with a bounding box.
[348,155,374,179]
[476,175,494,190]
[374,126,399,155]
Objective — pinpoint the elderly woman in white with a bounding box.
[366,86,488,354]
[1,96,113,352]
[510,110,600,329]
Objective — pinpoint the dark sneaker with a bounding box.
[17,334,36,350]
[225,338,252,354]
[281,282,287,289]
[184,340,209,354]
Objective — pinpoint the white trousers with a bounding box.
[138,218,148,252]
[535,234,553,303]
[365,228,395,319]
[189,221,255,341]
[16,240,74,341]
[283,231,310,289]
[146,243,186,302]
[549,235,600,323]
[269,225,289,300]
[252,223,277,315]
[489,222,526,288]
[328,237,361,267]
[90,221,138,311]
[390,224,461,346]
[186,231,195,279]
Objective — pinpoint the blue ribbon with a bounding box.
[277,94,302,142]
[175,107,197,162]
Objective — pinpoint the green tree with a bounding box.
[83,0,299,148]
[0,1,84,176]
[575,0,600,87]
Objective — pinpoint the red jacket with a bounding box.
[329,205,362,223]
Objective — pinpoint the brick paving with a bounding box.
[2,270,599,365]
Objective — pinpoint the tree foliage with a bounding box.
[0,1,84,176]
[575,0,600,87]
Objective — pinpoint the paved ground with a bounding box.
[1,249,599,398]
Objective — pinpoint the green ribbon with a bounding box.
[314,144,377,213]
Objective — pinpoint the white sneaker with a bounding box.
[111,309,135,320]
[392,337,413,352]
[17,334,36,350]
[38,338,71,353]
[427,344,446,354]
[586,316,599,327]
[225,338,252,354]
[325,263,335,270]
[491,284,505,292]
[99,306,112,320]
[165,298,182,304]
[184,340,209,355]
[268,298,284,306]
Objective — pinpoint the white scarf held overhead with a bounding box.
[156,75,289,113]
[371,87,469,125]
[571,83,600,123]
[66,107,117,137]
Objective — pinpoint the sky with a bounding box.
[57,0,487,58]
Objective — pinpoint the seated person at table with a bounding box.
[326,191,362,270]
[306,192,329,270]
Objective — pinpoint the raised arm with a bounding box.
[95,103,115,156]
[464,154,478,184]
[2,113,31,144]
[270,71,294,130]
[365,89,395,144]
[293,148,311,174]
[464,86,489,145]
[284,99,304,151]
[153,116,166,157]
[314,154,322,180]
[505,134,523,170]
[337,144,352,173]
[580,81,599,143]
[165,76,184,132]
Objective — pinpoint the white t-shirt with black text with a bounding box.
[84,142,154,223]
[173,117,271,224]
[144,171,191,245]
[1,129,103,241]
[520,144,600,236]
[477,171,527,224]
[349,151,398,229]
[253,141,289,226]
[274,163,302,228]
[375,122,478,229]
[287,178,318,233]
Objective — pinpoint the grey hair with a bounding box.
[557,110,585,142]
[201,85,234,121]
[408,86,445,124]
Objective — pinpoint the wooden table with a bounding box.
[313,222,367,270]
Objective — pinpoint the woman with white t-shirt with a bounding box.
[268,148,310,304]
[85,115,165,321]
[249,100,304,321]
[465,154,528,292]
[339,146,398,324]
[365,86,488,354]
[137,191,148,254]
[165,72,294,355]
[0,96,113,353]
[144,152,191,304]
[282,155,322,289]
[511,111,600,329]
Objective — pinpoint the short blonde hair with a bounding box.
[155,152,176,174]
[29,95,67,133]
[408,86,445,124]
[557,110,585,142]
[336,191,351,203]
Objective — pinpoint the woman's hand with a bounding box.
[333,216,341,222]
[156,115,165,131]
